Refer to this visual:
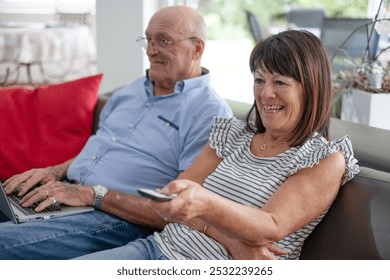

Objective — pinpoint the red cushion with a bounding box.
[0,74,103,180]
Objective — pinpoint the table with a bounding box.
[0,22,96,85]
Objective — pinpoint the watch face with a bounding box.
[96,185,104,192]
[95,185,107,194]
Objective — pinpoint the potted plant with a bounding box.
[333,0,390,130]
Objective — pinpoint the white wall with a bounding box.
[95,0,165,94]
[96,0,144,94]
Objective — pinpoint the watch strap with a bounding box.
[93,185,108,210]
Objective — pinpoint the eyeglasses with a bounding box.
[136,36,197,51]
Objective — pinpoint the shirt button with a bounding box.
[145,102,151,107]
[111,136,117,141]
[129,123,134,129]
[92,155,97,160]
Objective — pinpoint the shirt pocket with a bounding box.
[157,115,179,130]
[145,115,180,159]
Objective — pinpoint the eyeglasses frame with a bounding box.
[136,36,197,51]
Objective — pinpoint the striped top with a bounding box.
[154,117,359,260]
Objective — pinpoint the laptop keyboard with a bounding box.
[8,191,63,215]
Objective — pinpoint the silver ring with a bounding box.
[45,190,49,198]
[20,183,25,187]
[51,197,57,205]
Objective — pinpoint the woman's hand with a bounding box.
[147,179,213,224]
[227,239,288,260]
[3,167,60,196]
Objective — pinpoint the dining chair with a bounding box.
[245,10,264,43]
[285,8,325,29]
[320,17,380,72]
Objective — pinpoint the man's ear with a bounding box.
[192,38,205,60]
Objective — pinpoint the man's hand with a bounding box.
[17,181,94,212]
[3,167,60,196]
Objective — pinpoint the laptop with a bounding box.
[0,181,94,224]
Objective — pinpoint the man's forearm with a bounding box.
[100,189,167,228]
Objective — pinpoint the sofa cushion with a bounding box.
[0,74,103,180]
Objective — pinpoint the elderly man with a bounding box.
[0,5,232,259]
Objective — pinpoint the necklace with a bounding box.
[260,133,275,150]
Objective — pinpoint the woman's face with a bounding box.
[253,69,305,138]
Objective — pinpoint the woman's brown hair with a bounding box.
[246,30,332,146]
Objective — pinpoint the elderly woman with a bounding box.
[77,30,359,260]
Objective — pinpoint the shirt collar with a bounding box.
[144,67,210,97]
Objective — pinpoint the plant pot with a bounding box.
[367,72,383,89]
[341,88,390,130]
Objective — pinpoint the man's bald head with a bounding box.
[149,5,207,41]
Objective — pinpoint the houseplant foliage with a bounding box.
[332,0,390,118]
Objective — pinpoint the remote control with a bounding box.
[137,188,176,201]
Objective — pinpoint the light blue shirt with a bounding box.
[67,68,232,195]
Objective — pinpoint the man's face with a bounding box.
[144,13,196,92]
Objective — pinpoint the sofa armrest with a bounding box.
[300,167,390,259]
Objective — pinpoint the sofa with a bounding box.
[1,81,388,259]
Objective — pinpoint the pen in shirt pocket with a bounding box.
[157,115,179,130]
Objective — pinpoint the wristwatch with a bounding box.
[92,184,108,210]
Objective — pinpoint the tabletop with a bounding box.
[0,22,96,64]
